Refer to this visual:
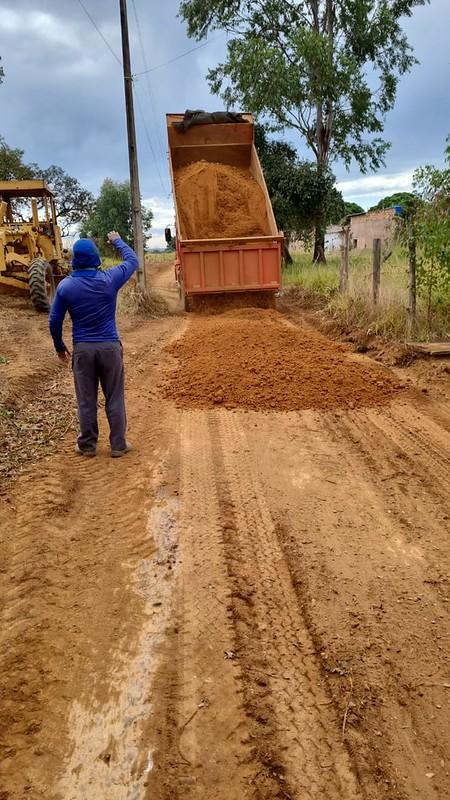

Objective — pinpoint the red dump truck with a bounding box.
[166,112,283,310]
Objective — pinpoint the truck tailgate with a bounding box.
[181,237,282,294]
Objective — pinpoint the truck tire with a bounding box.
[180,282,192,312]
[28,258,55,312]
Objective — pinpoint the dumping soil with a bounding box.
[163,309,401,411]
[174,160,270,239]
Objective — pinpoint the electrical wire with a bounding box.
[133,35,224,77]
[75,0,168,197]
[135,91,170,198]
[75,0,223,199]
[76,0,122,66]
[76,0,223,81]
[130,0,169,195]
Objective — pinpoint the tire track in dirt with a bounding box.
[329,404,450,532]
[0,318,179,800]
[0,446,152,798]
[246,406,449,800]
[365,406,450,490]
[210,410,363,800]
[56,454,180,800]
[146,410,254,799]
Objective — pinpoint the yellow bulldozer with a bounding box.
[0,180,68,312]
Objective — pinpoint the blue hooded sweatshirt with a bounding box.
[49,237,138,352]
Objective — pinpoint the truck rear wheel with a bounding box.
[180,282,192,312]
[28,258,55,312]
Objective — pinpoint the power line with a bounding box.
[76,0,168,197]
[133,35,224,77]
[76,0,122,66]
[130,0,169,194]
[135,91,170,198]
[76,0,223,81]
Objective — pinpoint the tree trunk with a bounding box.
[283,241,293,265]
[313,205,326,263]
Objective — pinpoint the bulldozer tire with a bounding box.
[28,258,55,312]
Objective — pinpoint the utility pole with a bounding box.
[119,0,146,288]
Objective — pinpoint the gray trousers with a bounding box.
[72,341,127,453]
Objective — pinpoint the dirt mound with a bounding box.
[163,310,401,411]
[174,160,270,239]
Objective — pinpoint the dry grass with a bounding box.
[117,284,169,318]
[0,379,77,486]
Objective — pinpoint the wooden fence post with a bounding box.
[407,235,417,334]
[372,238,381,306]
[339,225,350,292]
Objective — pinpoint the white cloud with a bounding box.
[143,195,175,228]
[337,171,414,199]
[143,195,175,250]
[0,7,76,48]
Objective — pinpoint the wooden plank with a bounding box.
[408,342,450,356]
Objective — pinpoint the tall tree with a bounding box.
[180,0,428,261]
[80,179,153,254]
[0,137,35,181]
[37,166,95,236]
[255,125,336,259]
[369,191,415,212]
[0,138,95,234]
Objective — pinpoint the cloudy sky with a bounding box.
[1,0,449,247]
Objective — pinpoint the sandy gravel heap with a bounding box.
[164,309,401,411]
[174,160,271,240]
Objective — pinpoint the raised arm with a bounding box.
[107,231,139,289]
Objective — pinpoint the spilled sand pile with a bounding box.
[163,309,401,412]
[174,161,270,240]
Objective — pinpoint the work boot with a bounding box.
[75,444,96,457]
[111,441,133,458]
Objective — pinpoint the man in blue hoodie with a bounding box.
[49,231,138,458]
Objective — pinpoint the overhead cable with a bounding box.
[133,36,224,77]
[76,0,122,66]
[130,0,169,194]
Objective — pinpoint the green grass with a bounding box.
[283,248,449,342]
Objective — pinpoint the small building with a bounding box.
[288,207,401,254]
[349,207,398,250]
[325,225,343,251]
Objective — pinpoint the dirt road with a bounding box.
[0,264,449,800]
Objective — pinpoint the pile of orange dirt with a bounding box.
[174,160,270,239]
[163,309,402,411]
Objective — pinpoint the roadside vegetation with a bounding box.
[283,247,449,342]
[283,140,450,343]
